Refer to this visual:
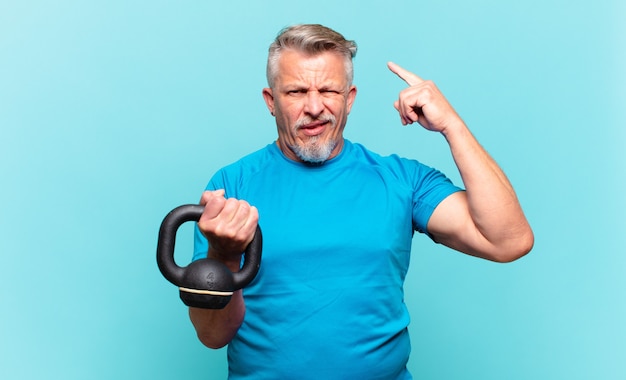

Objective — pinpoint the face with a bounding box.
[262,49,357,163]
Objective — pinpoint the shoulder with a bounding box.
[347,140,462,199]
[207,143,278,191]
[347,141,436,181]
[224,143,277,172]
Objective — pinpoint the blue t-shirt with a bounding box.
[194,140,461,379]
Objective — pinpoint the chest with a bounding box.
[240,164,415,287]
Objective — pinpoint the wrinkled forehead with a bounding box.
[274,49,351,86]
[275,49,350,86]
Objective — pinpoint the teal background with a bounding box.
[1,0,624,379]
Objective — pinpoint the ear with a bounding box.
[262,88,275,116]
[346,85,357,114]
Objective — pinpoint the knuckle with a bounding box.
[207,195,226,210]
[199,191,211,204]
[223,197,239,211]
[238,201,251,214]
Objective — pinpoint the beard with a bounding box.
[288,114,339,164]
[290,135,337,164]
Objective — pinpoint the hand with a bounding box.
[197,190,259,261]
[387,61,463,134]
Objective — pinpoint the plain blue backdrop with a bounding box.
[1,0,624,379]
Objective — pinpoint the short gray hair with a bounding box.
[266,24,357,88]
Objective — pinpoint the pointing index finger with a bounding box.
[387,61,424,86]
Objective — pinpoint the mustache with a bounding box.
[294,114,337,129]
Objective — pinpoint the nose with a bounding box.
[303,91,324,117]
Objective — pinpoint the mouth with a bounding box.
[298,120,329,137]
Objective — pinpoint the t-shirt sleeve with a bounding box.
[411,163,463,236]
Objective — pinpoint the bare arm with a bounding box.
[388,62,534,262]
[189,190,259,348]
[189,265,245,349]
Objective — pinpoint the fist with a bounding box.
[197,190,259,260]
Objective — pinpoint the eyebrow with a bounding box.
[283,82,345,92]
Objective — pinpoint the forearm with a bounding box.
[442,121,533,259]
[189,249,245,349]
[189,290,244,349]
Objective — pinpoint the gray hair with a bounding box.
[266,24,357,88]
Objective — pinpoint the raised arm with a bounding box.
[189,190,259,348]
[388,62,534,262]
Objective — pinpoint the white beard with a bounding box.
[289,114,338,164]
[290,136,337,164]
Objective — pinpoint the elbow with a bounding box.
[193,320,239,349]
[189,306,242,350]
[197,333,230,350]
[490,228,535,263]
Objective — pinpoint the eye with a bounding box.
[320,89,341,96]
[287,89,306,96]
